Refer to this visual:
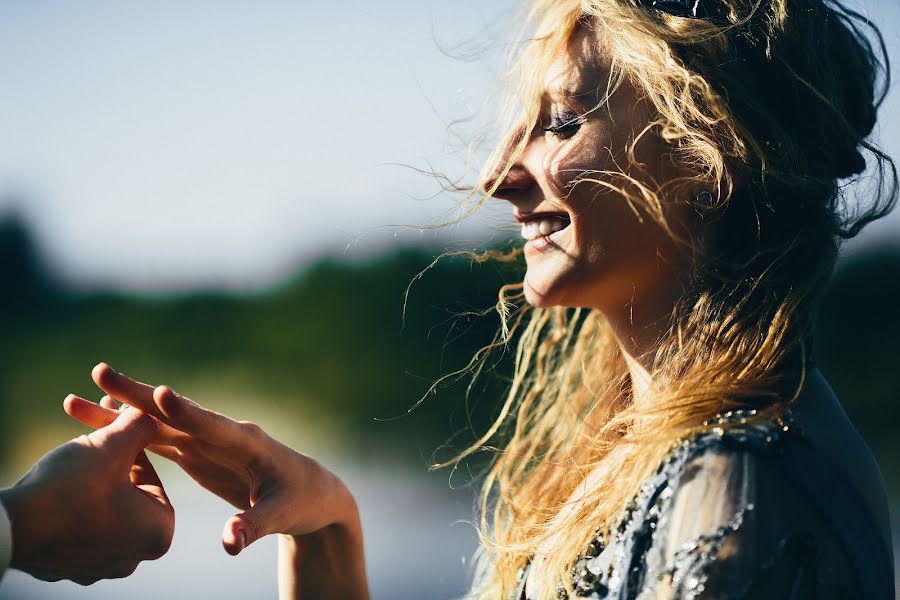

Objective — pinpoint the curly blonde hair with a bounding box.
[436,0,897,598]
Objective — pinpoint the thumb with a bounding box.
[88,407,160,460]
[221,499,286,556]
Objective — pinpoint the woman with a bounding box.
[62,0,896,597]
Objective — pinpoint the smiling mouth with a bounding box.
[518,212,572,242]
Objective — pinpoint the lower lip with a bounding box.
[524,234,557,255]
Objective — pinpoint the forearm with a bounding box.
[277,511,369,600]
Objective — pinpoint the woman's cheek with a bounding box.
[543,132,611,192]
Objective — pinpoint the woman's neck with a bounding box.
[599,291,680,411]
[604,306,666,405]
[622,349,653,405]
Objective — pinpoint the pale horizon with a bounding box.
[2,0,898,293]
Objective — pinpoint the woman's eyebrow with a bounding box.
[546,68,612,96]
[545,84,610,110]
[546,82,586,97]
[545,85,594,102]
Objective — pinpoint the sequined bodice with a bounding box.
[513,409,890,599]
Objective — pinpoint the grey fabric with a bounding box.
[514,409,891,599]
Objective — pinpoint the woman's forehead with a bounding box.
[541,25,612,100]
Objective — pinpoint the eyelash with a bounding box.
[542,110,585,138]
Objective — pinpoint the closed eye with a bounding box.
[542,112,586,138]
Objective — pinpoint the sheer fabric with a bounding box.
[514,411,890,599]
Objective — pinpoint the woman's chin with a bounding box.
[523,273,567,308]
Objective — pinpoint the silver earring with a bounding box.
[696,190,714,204]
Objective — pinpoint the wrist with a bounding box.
[0,481,74,579]
[279,523,368,600]
[285,480,363,558]
[0,485,41,573]
[279,483,368,600]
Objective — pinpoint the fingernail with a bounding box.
[98,362,116,375]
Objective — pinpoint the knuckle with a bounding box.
[155,386,181,414]
[75,433,98,450]
[242,518,263,543]
[239,420,265,439]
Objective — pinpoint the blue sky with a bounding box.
[1,0,898,292]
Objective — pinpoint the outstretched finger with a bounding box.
[152,385,244,446]
[99,395,120,410]
[100,395,189,444]
[92,363,244,446]
[92,363,167,422]
[64,395,186,446]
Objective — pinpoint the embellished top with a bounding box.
[513,409,893,599]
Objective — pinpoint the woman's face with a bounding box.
[484,25,695,320]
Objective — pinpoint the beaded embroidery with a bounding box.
[514,409,807,600]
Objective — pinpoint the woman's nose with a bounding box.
[481,164,535,201]
[481,126,537,201]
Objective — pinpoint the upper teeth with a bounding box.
[521,218,569,241]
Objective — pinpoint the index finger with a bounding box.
[92,363,167,421]
[64,394,187,446]
[93,363,244,445]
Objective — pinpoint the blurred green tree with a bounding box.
[0,219,897,496]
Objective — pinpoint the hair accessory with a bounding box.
[640,0,727,23]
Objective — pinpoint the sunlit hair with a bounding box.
[430,0,897,598]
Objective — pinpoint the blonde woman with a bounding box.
[59,0,895,597]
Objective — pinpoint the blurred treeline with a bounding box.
[0,215,518,472]
[0,215,898,494]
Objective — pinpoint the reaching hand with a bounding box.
[64,364,358,557]
[0,409,174,585]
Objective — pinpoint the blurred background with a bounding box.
[0,1,898,598]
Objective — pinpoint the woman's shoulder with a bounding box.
[566,395,892,599]
[658,368,890,553]
[639,413,860,598]
[788,368,892,543]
